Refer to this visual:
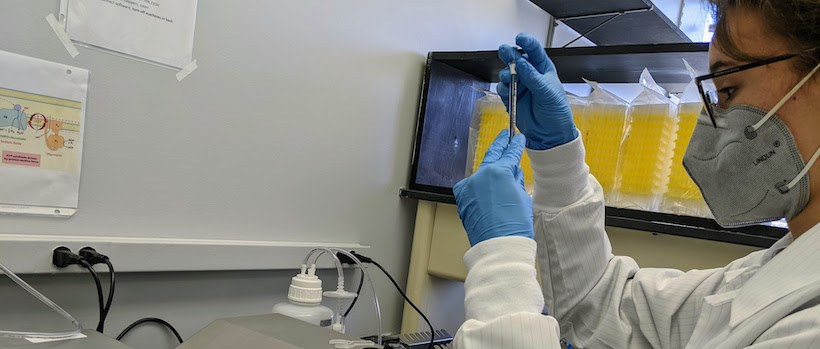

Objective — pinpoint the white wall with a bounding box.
[0,0,548,348]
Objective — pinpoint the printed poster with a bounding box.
[0,50,89,216]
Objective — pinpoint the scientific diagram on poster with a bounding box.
[0,89,83,172]
[0,50,89,216]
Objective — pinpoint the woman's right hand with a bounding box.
[496,33,578,150]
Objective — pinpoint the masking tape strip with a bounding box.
[176,60,198,81]
[45,14,79,58]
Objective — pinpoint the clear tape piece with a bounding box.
[176,60,198,81]
[45,14,79,58]
[0,261,83,339]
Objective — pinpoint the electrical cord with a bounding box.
[343,267,365,317]
[100,260,116,333]
[78,260,105,333]
[350,252,435,349]
[79,247,116,333]
[116,317,183,344]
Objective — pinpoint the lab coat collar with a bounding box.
[730,223,820,327]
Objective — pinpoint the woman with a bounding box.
[452,0,819,348]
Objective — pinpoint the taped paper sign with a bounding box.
[63,0,199,69]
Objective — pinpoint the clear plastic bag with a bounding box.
[579,79,629,198]
[465,90,534,194]
[611,69,678,211]
[567,92,590,148]
[661,60,712,218]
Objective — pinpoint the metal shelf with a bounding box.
[400,189,786,248]
[530,0,692,45]
[431,43,709,86]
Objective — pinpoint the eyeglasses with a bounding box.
[695,47,818,127]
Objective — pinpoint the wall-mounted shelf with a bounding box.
[431,43,709,87]
[401,44,788,249]
[530,0,692,45]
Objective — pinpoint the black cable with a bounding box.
[369,260,435,349]
[343,267,365,317]
[99,260,116,333]
[79,260,105,333]
[116,317,183,344]
[78,247,116,333]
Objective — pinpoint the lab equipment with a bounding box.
[0,260,83,340]
[272,264,336,328]
[294,248,383,344]
[497,34,578,150]
[454,131,533,246]
[578,79,629,195]
[177,313,370,349]
[398,329,453,348]
[273,249,343,329]
[661,59,710,217]
[465,90,534,193]
[611,69,677,211]
[508,62,518,143]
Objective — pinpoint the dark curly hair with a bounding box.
[709,0,820,74]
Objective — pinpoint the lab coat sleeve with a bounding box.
[454,236,562,349]
[527,136,613,322]
[527,137,727,348]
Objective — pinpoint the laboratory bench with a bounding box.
[0,331,133,349]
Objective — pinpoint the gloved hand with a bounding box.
[496,33,578,150]
[453,130,533,246]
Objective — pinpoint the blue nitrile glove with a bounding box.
[453,130,533,246]
[496,33,578,150]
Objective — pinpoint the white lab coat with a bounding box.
[454,136,820,349]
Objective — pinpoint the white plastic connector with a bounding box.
[331,317,345,333]
[287,264,323,305]
[323,289,357,299]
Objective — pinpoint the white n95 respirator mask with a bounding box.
[683,65,820,228]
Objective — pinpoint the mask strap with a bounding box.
[751,63,820,133]
[780,147,820,193]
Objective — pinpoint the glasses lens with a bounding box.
[701,79,719,105]
[700,77,739,110]
[698,79,718,127]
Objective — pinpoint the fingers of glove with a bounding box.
[496,82,510,106]
[499,68,511,84]
[496,133,526,168]
[514,167,525,188]
[498,44,523,64]
[499,69,530,103]
[481,130,511,165]
[515,33,548,73]
[514,57,559,99]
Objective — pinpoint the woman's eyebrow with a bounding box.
[710,60,734,73]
